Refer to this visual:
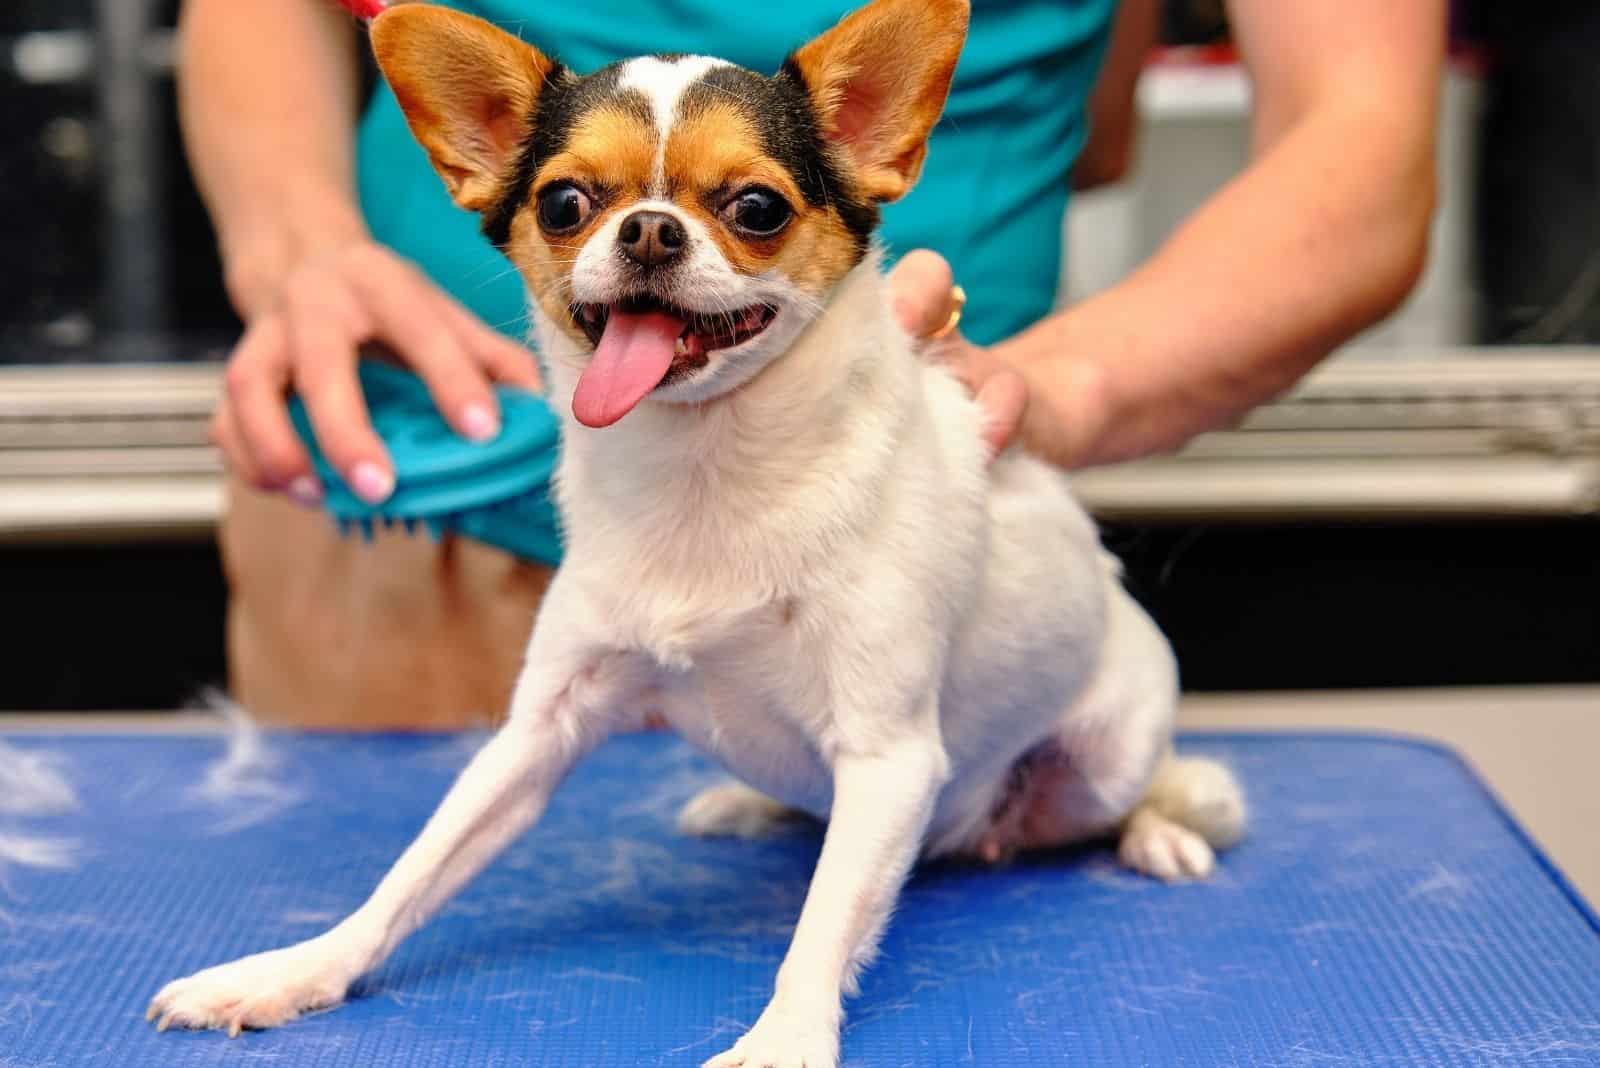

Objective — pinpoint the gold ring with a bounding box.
[929,284,966,340]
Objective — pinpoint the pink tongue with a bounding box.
[572,309,686,428]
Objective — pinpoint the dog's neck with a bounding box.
[533,257,922,571]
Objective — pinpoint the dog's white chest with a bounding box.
[593,588,835,816]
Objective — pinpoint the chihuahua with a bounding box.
[148,2,1245,1064]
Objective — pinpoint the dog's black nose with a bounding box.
[617,210,686,268]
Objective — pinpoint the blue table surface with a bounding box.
[1,730,1597,1067]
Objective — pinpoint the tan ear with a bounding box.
[789,0,969,203]
[370,6,557,212]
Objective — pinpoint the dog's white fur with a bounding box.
[618,55,732,186]
[148,255,1243,1065]
[148,48,1244,1068]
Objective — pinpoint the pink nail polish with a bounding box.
[349,462,394,503]
[287,476,324,507]
[461,404,500,442]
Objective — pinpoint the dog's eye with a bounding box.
[537,182,593,234]
[723,187,792,237]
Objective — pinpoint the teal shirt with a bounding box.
[354,1,1113,564]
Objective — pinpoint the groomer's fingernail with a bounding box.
[287,476,324,507]
[350,462,394,504]
[461,404,500,442]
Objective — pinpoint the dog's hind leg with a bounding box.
[1118,754,1246,881]
[973,589,1244,879]
[678,780,805,839]
[1084,596,1245,881]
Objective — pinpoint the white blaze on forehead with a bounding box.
[618,55,732,187]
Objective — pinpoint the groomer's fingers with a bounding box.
[433,291,543,393]
[282,265,395,504]
[887,249,959,338]
[208,408,263,489]
[214,401,327,508]
[221,315,317,496]
[970,366,1029,457]
[340,246,504,442]
[886,248,1028,458]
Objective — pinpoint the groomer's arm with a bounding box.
[179,0,366,320]
[1072,0,1159,190]
[178,0,536,503]
[901,0,1443,468]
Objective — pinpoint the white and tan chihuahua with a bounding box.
[149,2,1244,1063]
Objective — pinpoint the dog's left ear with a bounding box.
[788,0,969,203]
[370,6,558,213]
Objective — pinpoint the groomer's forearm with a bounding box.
[1006,104,1436,469]
[177,0,368,316]
[1071,0,1158,190]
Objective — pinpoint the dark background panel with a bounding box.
[1113,519,1600,691]
[1,519,1594,711]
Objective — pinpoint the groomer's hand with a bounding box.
[212,238,541,505]
[887,250,1029,458]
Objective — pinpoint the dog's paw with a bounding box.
[702,1003,840,1068]
[146,938,355,1037]
[678,781,795,839]
[1118,808,1215,882]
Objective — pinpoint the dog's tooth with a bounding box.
[674,335,688,356]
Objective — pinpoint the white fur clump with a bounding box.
[0,833,77,874]
[0,739,78,817]
[0,740,80,882]
[184,689,304,834]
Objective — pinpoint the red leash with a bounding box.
[331,0,388,21]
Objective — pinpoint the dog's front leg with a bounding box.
[147,630,632,1036]
[706,728,950,1068]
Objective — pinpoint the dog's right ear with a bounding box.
[370,6,557,213]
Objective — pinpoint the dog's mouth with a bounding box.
[571,295,777,356]
[569,294,778,429]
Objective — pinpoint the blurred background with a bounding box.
[0,0,1596,713]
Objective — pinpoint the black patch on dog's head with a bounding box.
[482,61,653,249]
[677,62,879,252]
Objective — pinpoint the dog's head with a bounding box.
[371,0,968,426]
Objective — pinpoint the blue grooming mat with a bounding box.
[2,731,1597,1067]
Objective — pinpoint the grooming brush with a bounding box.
[280,0,562,563]
[287,358,561,560]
